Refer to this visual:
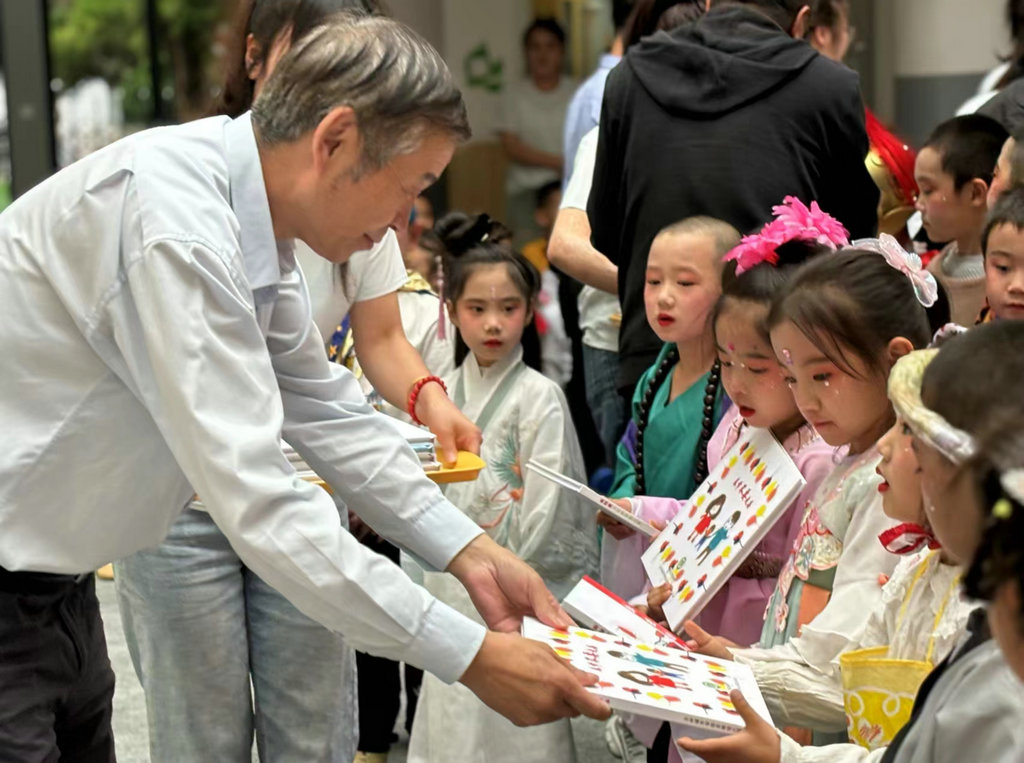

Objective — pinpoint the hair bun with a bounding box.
[434,212,512,257]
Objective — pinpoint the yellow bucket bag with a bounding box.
[839,553,960,750]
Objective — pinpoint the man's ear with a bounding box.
[310,106,360,177]
[790,5,811,39]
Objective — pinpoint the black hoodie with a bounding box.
[589,5,879,393]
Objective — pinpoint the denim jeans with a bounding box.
[582,344,626,467]
[115,507,356,763]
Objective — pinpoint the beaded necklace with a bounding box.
[633,346,721,495]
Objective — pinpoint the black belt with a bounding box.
[0,566,90,595]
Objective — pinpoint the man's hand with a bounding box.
[683,620,737,660]
[677,690,781,763]
[460,631,612,725]
[415,382,482,465]
[596,499,638,541]
[447,534,572,632]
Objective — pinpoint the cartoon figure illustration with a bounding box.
[618,670,685,689]
[696,573,708,591]
[687,494,725,541]
[694,523,717,550]
[696,511,741,564]
[692,702,713,716]
[732,530,745,548]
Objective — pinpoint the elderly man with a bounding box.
[0,14,607,760]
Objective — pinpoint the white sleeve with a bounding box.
[561,127,599,211]
[398,291,455,380]
[507,382,598,593]
[109,237,485,684]
[779,733,885,763]
[346,230,408,303]
[791,498,900,670]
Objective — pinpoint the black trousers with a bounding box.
[0,570,116,762]
[355,536,423,753]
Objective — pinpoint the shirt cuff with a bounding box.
[403,597,488,684]
[407,494,485,571]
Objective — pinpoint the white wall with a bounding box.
[892,0,1006,78]
[387,0,444,53]
[443,0,532,140]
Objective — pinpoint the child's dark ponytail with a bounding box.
[421,212,543,370]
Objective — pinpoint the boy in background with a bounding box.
[915,114,1008,324]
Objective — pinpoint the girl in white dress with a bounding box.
[408,213,599,763]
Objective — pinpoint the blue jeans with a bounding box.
[114,507,357,763]
[582,345,626,467]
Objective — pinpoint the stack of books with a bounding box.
[282,417,439,481]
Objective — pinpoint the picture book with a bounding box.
[521,617,772,735]
[526,460,659,538]
[640,428,806,631]
[562,576,689,651]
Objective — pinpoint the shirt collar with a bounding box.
[224,111,295,290]
[599,53,621,71]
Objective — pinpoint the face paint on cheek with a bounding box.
[727,343,736,352]
[781,349,793,365]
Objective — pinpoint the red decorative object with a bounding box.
[407,375,447,426]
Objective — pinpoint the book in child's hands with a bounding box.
[521,617,773,735]
[562,576,689,651]
[640,427,806,632]
[525,460,659,538]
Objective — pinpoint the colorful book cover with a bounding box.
[640,428,806,631]
[562,576,689,651]
[521,617,772,734]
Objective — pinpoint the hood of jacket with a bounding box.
[627,4,820,117]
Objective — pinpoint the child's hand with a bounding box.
[596,499,638,540]
[683,620,736,661]
[646,583,672,623]
[677,689,781,763]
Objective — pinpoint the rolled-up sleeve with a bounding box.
[102,235,485,683]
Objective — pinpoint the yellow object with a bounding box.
[426,451,487,484]
[313,451,485,491]
[521,237,550,273]
[839,552,960,750]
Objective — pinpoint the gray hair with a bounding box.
[251,13,470,171]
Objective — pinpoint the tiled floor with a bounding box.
[96,577,619,763]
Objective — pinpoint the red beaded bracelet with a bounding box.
[407,375,447,426]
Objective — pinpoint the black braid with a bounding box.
[634,349,721,495]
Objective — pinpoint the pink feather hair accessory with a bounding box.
[725,196,850,275]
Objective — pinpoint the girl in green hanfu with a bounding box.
[599,217,742,602]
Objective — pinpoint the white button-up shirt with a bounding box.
[0,113,486,684]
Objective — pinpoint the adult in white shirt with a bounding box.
[548,127,625,466]
[0,15,608,761]
[113,6,468,761]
